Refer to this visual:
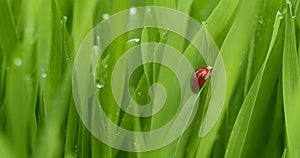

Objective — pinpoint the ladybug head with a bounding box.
[206,66,213,70]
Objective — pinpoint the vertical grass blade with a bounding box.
[34,1,73,157]
[72,0,97,51]
[225,11,282,157]
[0,0,19,61]
[196,0,261,156]
[0,133,15,158]
[282,2,300,158]
[206,0,240,45]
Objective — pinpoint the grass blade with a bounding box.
[225,11,282,157]
[206,0,240,45]
[282,1,300,158]
[0,0,19,62]
[196,0,261,156]
[281,148,287,158]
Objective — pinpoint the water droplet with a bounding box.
[96,83,104,89]
[201,21,208,27]
[103,61,109,68]
[134,38,140,42]
[41,72,47,78]
[63,16,67,21]
[137,91,142,96]
[102,13,110,20]
[73,144,78,158]
[73,144,78,150]
[133,142,137,146]
[130,7,137,15]
[258,16,264,24]
[96,77,105,89]
[161,32,168,38]
[61,16,67,25]
[14,58,22,66]
[146,7,152,13]
[286,0,292,8]
[96,35,101,45]
[127,37,140,43]
[93,45,100,55]
[26,26,35,37]
[277,11,284,19]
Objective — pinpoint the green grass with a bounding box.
[0,0,300,157]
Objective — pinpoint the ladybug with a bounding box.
[190,66,213,93]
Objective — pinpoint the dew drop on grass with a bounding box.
[103,61,109,69]
[96,77,105,90]
[14,58,22,66]
[61,16,67,25]
[133,142,137,146]
[73,144,78,158]
[161,31,168,39]
[63,16,67,22]
[137,91,142,96]
[201,21,208,27]
[258,16,264,24]
[130,7,137,15]
[277,11,284,19]
[93,45,100,55]
[102,13,110,20]
[286,0,292,8]
[146,7,152,13]
[127,37,140,43]
[73,144,78,150]
[41,72,47,78]
[96,83,104,89]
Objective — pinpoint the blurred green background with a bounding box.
[0,0,300,157]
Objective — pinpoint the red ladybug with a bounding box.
[190,66,213,93]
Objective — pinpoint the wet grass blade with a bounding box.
[72,0,98,51]
[225,11,282,157]
[196,0,261,156]
[282,2,300,158]
[34,1,73,157]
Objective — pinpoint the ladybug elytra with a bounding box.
[190,66,213,93]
